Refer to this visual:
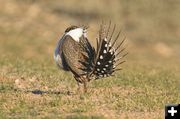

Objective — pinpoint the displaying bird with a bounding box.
[54,22,127,93]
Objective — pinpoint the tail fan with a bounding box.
[78,22,127,80]
[91,22,127,79]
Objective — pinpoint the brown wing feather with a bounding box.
[62,35,87,77]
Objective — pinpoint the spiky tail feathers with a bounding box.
[89,22,127,80]
[78,22,127,80]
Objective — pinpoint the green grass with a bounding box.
[1,55,179,118]
[0,0,180,119]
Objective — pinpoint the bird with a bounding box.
[54,22,127,93]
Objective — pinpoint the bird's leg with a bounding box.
[74,76,81,93]
[74,76,88,93]
[83,78,88,93]
[77,81,80,92]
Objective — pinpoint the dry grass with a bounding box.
[0,0,180,119]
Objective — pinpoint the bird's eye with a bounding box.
[83,29,87,33]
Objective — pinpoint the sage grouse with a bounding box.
[54,22,127,93]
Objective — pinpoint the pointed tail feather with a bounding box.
[78,22,127,80]
[90,22,127,79]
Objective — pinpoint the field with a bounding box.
[0,0,180,119]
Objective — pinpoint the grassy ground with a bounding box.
[0,0,180,119]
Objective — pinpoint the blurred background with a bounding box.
[0,0,180,66]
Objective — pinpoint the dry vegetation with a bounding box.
[0,0,180,119]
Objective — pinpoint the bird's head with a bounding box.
[64,25,88,42]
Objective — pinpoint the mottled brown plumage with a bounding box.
[54,22,127,93]
[62,35,88,82]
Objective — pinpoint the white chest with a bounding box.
[65,28,84,42]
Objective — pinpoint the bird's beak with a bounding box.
[82,26,89,34]
[83,29,87,34]
[79,25,89,34]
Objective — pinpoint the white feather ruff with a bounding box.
[65,28,84,42]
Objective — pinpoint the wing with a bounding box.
[62,35,88,77]
[54,36,70,71]
[90,21,128,79]
[78,36,96,75]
